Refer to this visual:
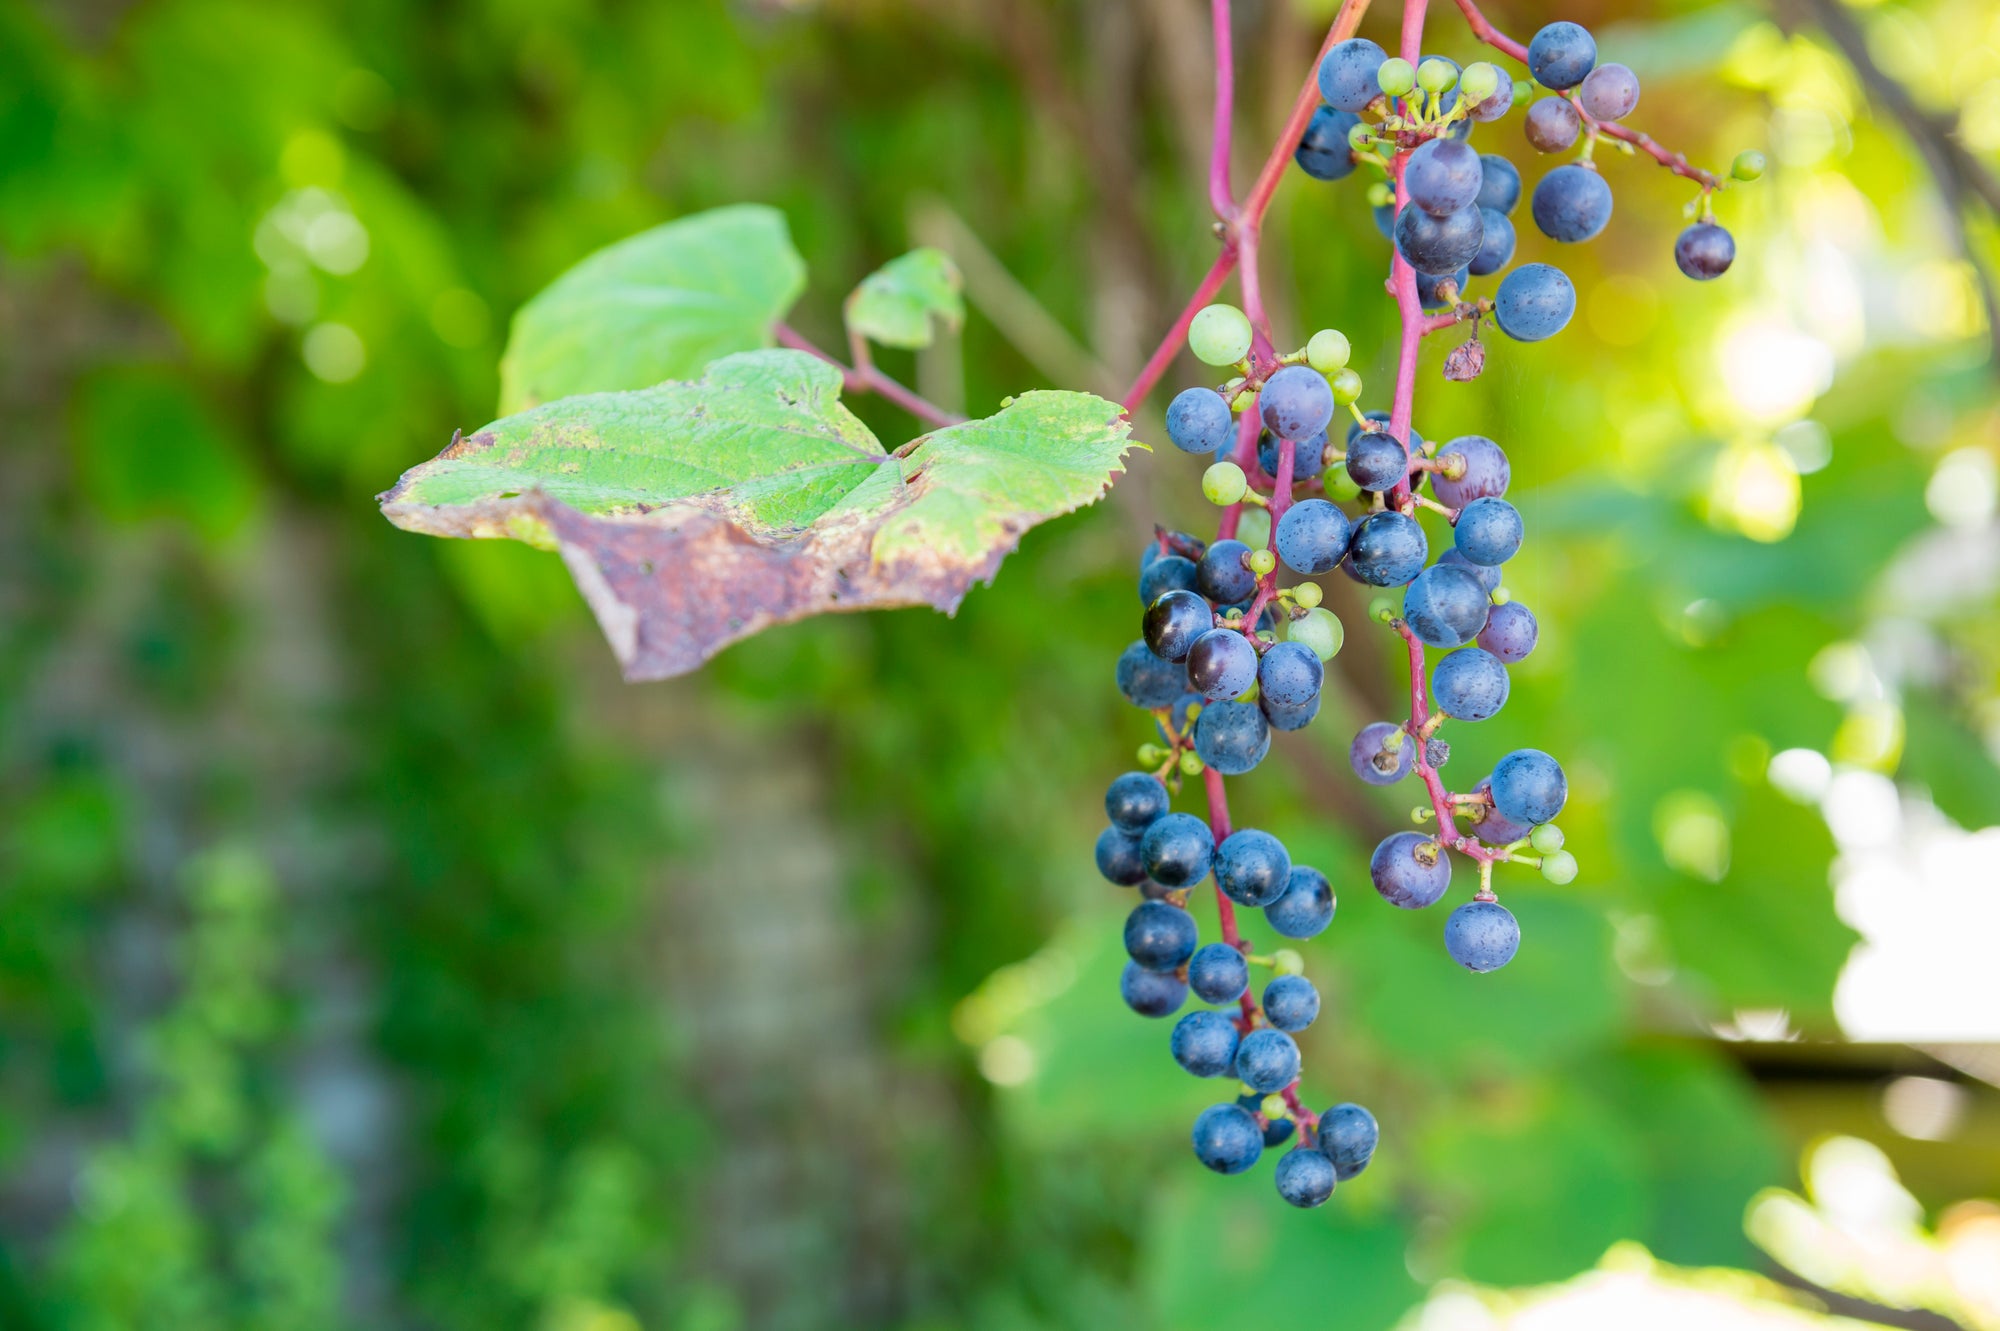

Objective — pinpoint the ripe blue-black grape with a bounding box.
[1242,1091,1298,1146]
[1259,366,1336,442]
[1234,1029,1301,1093]
[1187,627,1259,702]
[1265,866,1334,938]
[1432,646,1510,721]
[1258,640,1323,708]
[1262,974,1321,1032]
[1494,263,1576,341]
[1395,203,1485,275]
[1405,138,1483,217]
[1370,831,1452,908]
[1172,1010,1242,1076]
[1106,772,1170,833]
[1417,265,1470,311]
[1349,720,1412,785]
[1296,106,1361,180]
[1276,1146,1337,1208]
[1096,826,1148,885]
[1118,639,1187,707]
[1532,164,1613,243]
[1317,1102,1379,1180]
[1469,774,1533,844]
[1348,411,1424,455]
[1579,62,1640,120]
[1445,899,1521,972]
[1121,961,1188,1017]
[1197,539,1259,604]
[1676,222,1735,280]
[1318,37,1388,112]
[1431,435,1509,507]
[1125,899,1198,971]
[1188,943,1250,1004]
[1470,208,1515,276]
[1524,97,1581,153]
[1261,693,1320,732]
[1346,511,1429,586]
[1138,553,1198,605]
[1192,699,1271,775]
[1216,829,1293,907]
[1140,812,1214,887]
[1527,21,1597,89]
[1192,1103,1264,1174]
[1476,154,1521,213]
[1167,386,1234,455]
[1274,498,1352,575]
[1478,600,1538,662]
[1143,590,1211,663]
[1490,748,1567,825]
[1346,429,1410,491]
[1258,428,1329,480]
[1455,496,1524,565]
[1403,562,1493,648]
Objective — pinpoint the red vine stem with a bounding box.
[1208,0,1238,222]
[773,321,963,428]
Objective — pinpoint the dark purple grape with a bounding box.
[1124,899,1197,971]
[1493,263,1576,341]
[1258,428,1329,480]
[1262,974,1320,1031]
[1432,435,1509,507]
[1370,831,1452,908]
[1138,553,1199,604]
[1431,647,1509,721]
[1233,1028,1300,1093]
[1144,589,1213,663]
[1096,826,1147,885]
[1532,164,1613,243]
[1275,1146,1336,1207]
[1405,138,1483,217]
[1318,1102,1378,1180]
[1395,203,1485,276]
[1187,944,1250,1005]
[1445,900,1520,972]
[1274,498,1352,575]
[1675,222,1736,280]
[1296,106,1361,180]
[1349,720,1412,785]
[1476,154,1522,213]
[1257,640,1323,708]
[1578,62,1639,120]
[1264,866,1334,938]
[1172,1009,1241,1076]
[1491,748,1567,825]
[1477,600,1538,662]
[1192,699,1270,775]
[1468,774,1532,844]
[1402,562,1492,648]
[1196,538,1258,604]
[1140,812,1214,888]
[1318,37,1388,112]
[1454,496,1524,565]
[1259,365,1336,442]
[1527,21,1597,90]
[1105,772,1170,834]
[1167,386,1234,454]
[1216,828,1292,907]
[1346,429,1409,491]
[1117,639,1186,706]
[1121,961,1187,1017]
[1187,627,1259,702]
[1469,208,1515,276]
[1524,97,1581,153]
[1346,511,1428,586]
[1192,1102,1264,1174]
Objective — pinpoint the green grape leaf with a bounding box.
[379,350,1135,680]
[844,248,964,349]
[497,204,805,414]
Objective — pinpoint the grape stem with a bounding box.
[772,321,964,429]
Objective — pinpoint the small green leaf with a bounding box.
[844,248,964,350]
[497,205,805,414]
[380,350,1133,679]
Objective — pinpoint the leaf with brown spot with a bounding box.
[379,350,1137,679]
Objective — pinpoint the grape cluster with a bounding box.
[1101,12,1745,1208]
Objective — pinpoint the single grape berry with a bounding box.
[1524,97,1581,153]
[1468,774,1533,845]
[1470,208,1515,276]
[1346,511,1429,586]
[1259,366,1336,442]
[1532,163,1614,243]
[1431,435,1510,507]
[1216,829,1292,908]
[1317,1102,1379,1180]
[1675,222,1736,280]
[1187,627,1259,702]
[1121,961,1188,1017]
[1490,748,1567,825]
[1445,899,1521,972]
[1138,553,1198,605]
[1143,590,1212,663]
[1346,429,1410,491]
[1417,265,1471,311]
[1276,1146,1337,1207]
[1172,1009,1243,1077]
[1476,154,1522,213]
[1258,428,1329,480]
[1731,150,1766,181]
[1349,720,1412,785]
[1124,899,1197,972]
[1541,848,1579,884]
[1377,55,1416,97]
[1096,825,1148,885]
[1318,37,1389,112]
[1260,693,1320,733]
[1189,304,1253,366]
[1257,640,1324,709]
[1307,329,1350,373]
[1530,824,1565,854]
[1233,1028,1301,1093]
[1106,772,1170,834]
[1431,647,1510,721]
[1395,203,1485,276]
[1140,812,1215,888]
[1287,606,1344,662]
[1477,600,1538,663]
[1274,498,1353,575]
[1197,539,1259,605]
[1493,263,1577,342]
[1578,62,1640,120]
[1192,699,1271,776]
[1117,639,1187,707]
[1403,562,1493,648]
[1405,138,1483,217]
[1166,386,1233,455]
[1262,974,1321,1032]
[1455,496,1525,565]
[1527,20,1597,89]
[1192,1102,1264,1174]
[1188,942,1250,1004]
[1370,831,1452,908]
[1347,412,1424,455]
[1296,106,1362,181]
[1265,866,1335,938]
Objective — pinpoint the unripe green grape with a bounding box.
[1272,948,1305,976]
[1180,751,1206,776]
[1324,470,1362,501]
[1368,595,1396,623]
[1460,62,1500,104]
[1366,181,1394,208]
[1330,367,1363,405]
[1203,461,1249,505]
[1289,607,1344,660]
[1293,581,1324,610]
[1189,303,1254,366]
[1529,824,1565,853]
[1307,329,1351,374]
[1416,58,1458,94]
[1539,848,1578,884]
[1236,506,1271,549]
[1513,79,1533,104]
[1377,57,1416,97]
[1731,150,1766,181]
[1248,548,1277,577]
[1261,1093,1290,1118]
[1137,743,1167,765]
[1347,124,1376,152]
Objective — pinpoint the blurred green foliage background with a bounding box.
[2,0,1997,1328]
